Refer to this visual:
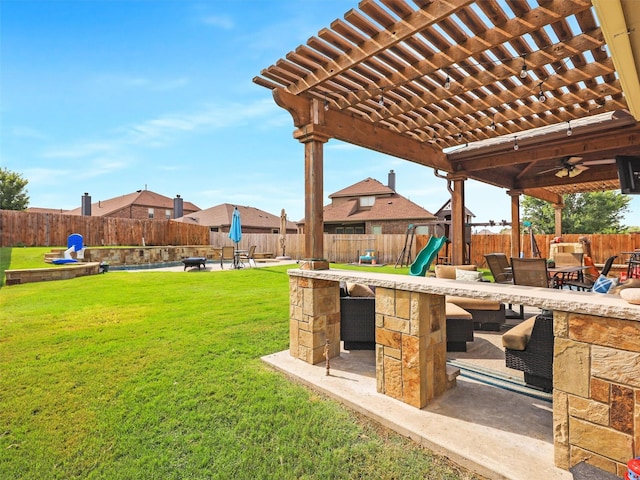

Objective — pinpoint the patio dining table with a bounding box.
[233,249,248,269]
[548,265,588,288]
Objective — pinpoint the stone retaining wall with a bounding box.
[5,262,100,285]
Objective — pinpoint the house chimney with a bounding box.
[173,194,183,219]
[388,169,396,191]
[81,193,92,216]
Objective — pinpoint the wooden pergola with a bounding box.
[254,0,640,265]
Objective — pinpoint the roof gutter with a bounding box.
[593,0,640,120]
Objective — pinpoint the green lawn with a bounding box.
[0,249,482,479]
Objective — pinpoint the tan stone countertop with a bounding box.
[288,268,640,321]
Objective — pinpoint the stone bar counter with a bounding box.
[288,268,640,476]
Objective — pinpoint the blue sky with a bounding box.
[2,0,638,229]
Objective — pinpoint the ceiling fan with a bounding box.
[538,156,616,178]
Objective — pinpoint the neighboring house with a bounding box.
[175,203,298,234]
[66,190,199,220]
[318,170,437,234]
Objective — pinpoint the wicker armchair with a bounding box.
[503,312,554,392]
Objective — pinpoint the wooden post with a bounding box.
[292,100,330,262]
[553,203,564,237]
[450,176,466,265]
[508,191,521,259]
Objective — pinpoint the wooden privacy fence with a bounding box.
[4,210,638,266]
[216,231,640,267]
[0,210,209,247]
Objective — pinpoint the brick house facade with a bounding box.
[317,170,437,234]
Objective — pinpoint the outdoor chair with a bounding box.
[484,253,513,283]
[511,257,554,288]
[565,255,618,291]
[219,246,235,269]
[238,245,256,268]
[502,311,554,392]
[485,253,524,319]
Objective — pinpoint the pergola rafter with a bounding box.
[255,0,640,264]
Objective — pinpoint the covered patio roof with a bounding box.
[254,0,640,203]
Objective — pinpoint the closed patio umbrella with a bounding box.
[229,207,242,267]
[229,206,242,244]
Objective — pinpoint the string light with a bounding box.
[324,97,329,111]
[444,75,451,89]
[519,55,528,79]
[566,121,572,136]
[513,137,519,150]
[538,83,546,102]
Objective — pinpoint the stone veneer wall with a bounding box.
[553,310,640,476]
[5,262,100,285]
[375,287,450,409]
[289,276,341,364]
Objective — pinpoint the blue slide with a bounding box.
[409,236,447,276]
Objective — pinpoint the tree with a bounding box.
[0,168,30,210]
[522,191,630,234]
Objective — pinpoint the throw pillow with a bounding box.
[591,275,618,294]
[346,282,375,297]
[455,269,483,282]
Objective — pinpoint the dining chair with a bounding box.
[486,253,522,318]
[510,257,553,288]
[485,253,513,283]
[565,255,618,291]
[220,246,235,269]
[238,245,256,268]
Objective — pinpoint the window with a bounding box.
[148,208,154,219]
[372,225,382,234]
[272,229,279,234]
[210,227,219,232]
[355,227,364,234]
[336,227,345,234]
[165,209,171,219]
[415,226,430,235]
[359,196,375,207]
[345,227,354,234]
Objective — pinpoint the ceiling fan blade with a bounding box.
[566,165,588,178]
[555,168,569,178]
[582,158,616,166]
[566,156,584,165]
[539,166,561,175]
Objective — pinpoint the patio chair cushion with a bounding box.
[435,264,476,279]
[446,296,502,311]
[501,317,535,351]
[591,275,618,294]
[445,302,472,319]
[346,282,375,297]
[455,269,483,282]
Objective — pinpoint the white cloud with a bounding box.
[42,142,116,159]
[201,15,234,30]
[11,126,49,140]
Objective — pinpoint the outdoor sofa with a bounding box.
[339,282,474,352]
[501,311,554,392]
[434,265,506,331]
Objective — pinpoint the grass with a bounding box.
[0,249,483,480]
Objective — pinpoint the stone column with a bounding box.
[289,276,340,364]
[553,310,639,475]
[374,287,449,408]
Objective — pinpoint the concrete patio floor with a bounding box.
[262,339,573,480]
